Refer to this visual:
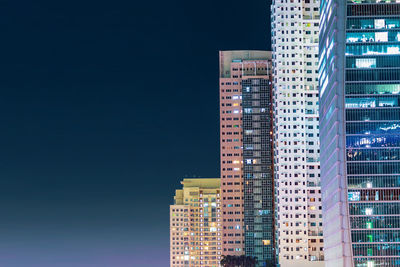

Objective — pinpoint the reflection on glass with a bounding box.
[375,19,385,29]
[355,58,376,68]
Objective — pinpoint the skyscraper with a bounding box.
[219,51,275,264]
[170,178,222,267]
[271,0,324,266]
[319,1,400,267]
[242,65,275,265]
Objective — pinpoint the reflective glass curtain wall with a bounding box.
[243,77,275,266]
[320,0,400,266]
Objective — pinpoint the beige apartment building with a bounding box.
[170,178,222,267]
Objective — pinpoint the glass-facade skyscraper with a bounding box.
[319,1,400,266]
[242,71,275,265]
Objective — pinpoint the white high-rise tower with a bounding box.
[271,0,324,266]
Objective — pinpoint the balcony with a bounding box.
[306,157,320,163]
[309,231,324,237]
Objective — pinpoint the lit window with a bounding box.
[348,192,360,201]
[374,19,385,29]
[262,240,271,245]
[375,32,388,42]
[355,58,376,69]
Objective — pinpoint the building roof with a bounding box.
[181,178,220,189]
[219,50,272,78]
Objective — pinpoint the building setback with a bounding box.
[319,1,400,267]
[170,178,222,267]
[219,51,275,265]
[271,0,324,266]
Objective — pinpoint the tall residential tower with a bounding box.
[271,0,324,266]
[219,51,275,265]
[319,1,400,266]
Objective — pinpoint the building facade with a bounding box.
[319,1,400,267]
[271,0,324,266]
[170,178,222,267]
[242,58,275,265]
[219,51,275,264]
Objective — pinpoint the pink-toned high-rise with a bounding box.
[219,51,272,257]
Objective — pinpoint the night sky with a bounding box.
[0,1,271,266]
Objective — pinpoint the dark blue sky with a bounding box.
[0,1,271,266]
